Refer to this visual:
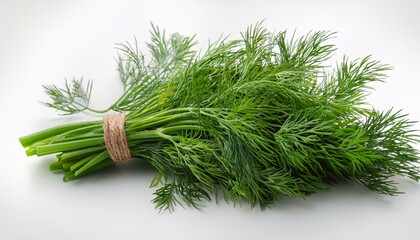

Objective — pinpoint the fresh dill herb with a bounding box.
[20,23,420,211]
[42,78,93,114]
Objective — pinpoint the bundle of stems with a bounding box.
[19,23,420,211]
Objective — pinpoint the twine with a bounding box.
[103,113,132,165]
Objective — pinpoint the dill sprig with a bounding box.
[19,23,420,211]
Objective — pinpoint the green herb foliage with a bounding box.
[20,23,420,211]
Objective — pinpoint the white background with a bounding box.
[1,0,420,239]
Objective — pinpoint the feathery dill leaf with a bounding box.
[42,78,93,115]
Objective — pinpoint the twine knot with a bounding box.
[103,113,132,165]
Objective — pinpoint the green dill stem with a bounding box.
[25,148,38,156]
[127,129,182,142]
[127,112,196,131]
[163,120,201,127]
[64,159,114,182]
[125,95,160,117]
[61,162,76,171]
[49,161,63,171]
[128,130,165,141]
[86,107,111,114]
[75,151,109,176]
[19,121,98,147]
[70,155,97,172]
[36,138,104,156]
[59,146,106,162]
[161,125,204,134]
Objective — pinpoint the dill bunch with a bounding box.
[19,23,420,211]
